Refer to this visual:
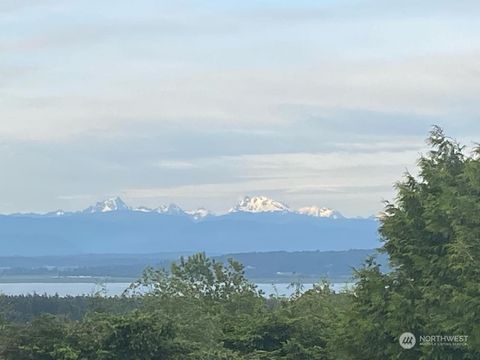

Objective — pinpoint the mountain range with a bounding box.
[14,196,348,220]
[0,196,380,256]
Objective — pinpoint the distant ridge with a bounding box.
[0,195,380,256]
[11,195,363,220]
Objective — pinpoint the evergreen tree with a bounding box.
[338,127,480,359]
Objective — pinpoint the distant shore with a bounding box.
[0,275,353,284]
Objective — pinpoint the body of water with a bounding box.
[0,282,352,297]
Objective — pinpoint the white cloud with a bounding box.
[122,148,421,215]
[2,51,480,141]
[57,194,93,201]
[155,160,198,170]
[1,0,480,141]
[1,0,480,215]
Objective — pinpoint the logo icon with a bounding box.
[399,332,416,349]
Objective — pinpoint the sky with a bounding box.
[1,0,480,216]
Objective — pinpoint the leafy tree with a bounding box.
[127,252,259,301]
[1,314,73,360]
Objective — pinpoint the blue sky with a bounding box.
[1,0,480,216]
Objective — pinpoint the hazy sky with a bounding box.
[2,0,480,216]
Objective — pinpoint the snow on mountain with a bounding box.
[228,196,345,219]
[40,209,67,217]
[155,204,185,215]
[230,196,291,213]
[132,206,153,213]
[83,197,130,213]
[186,208,212,220]
[21,195,349,220]
[133,204,211,219]
[81,198,206,219]
[297,206,344,219]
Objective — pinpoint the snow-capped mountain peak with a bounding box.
[230,196,291,213]
[297,206,344,219]
[40,195,347,220]
[186,207,212,220]
[156,203,185,215]
[83,197,129,213]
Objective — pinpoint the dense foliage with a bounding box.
[0,128,478,359]
[337,127,480,360]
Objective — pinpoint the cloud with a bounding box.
[0,124,423,215]
[1,0,480,215]
[1,0,480,142]
[121,148,420,214]
[57,194,94,201]
[3,51,480,142]
[155,160,198,170]
[0,0,58,13]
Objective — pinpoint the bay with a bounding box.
[0,282,352,297]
